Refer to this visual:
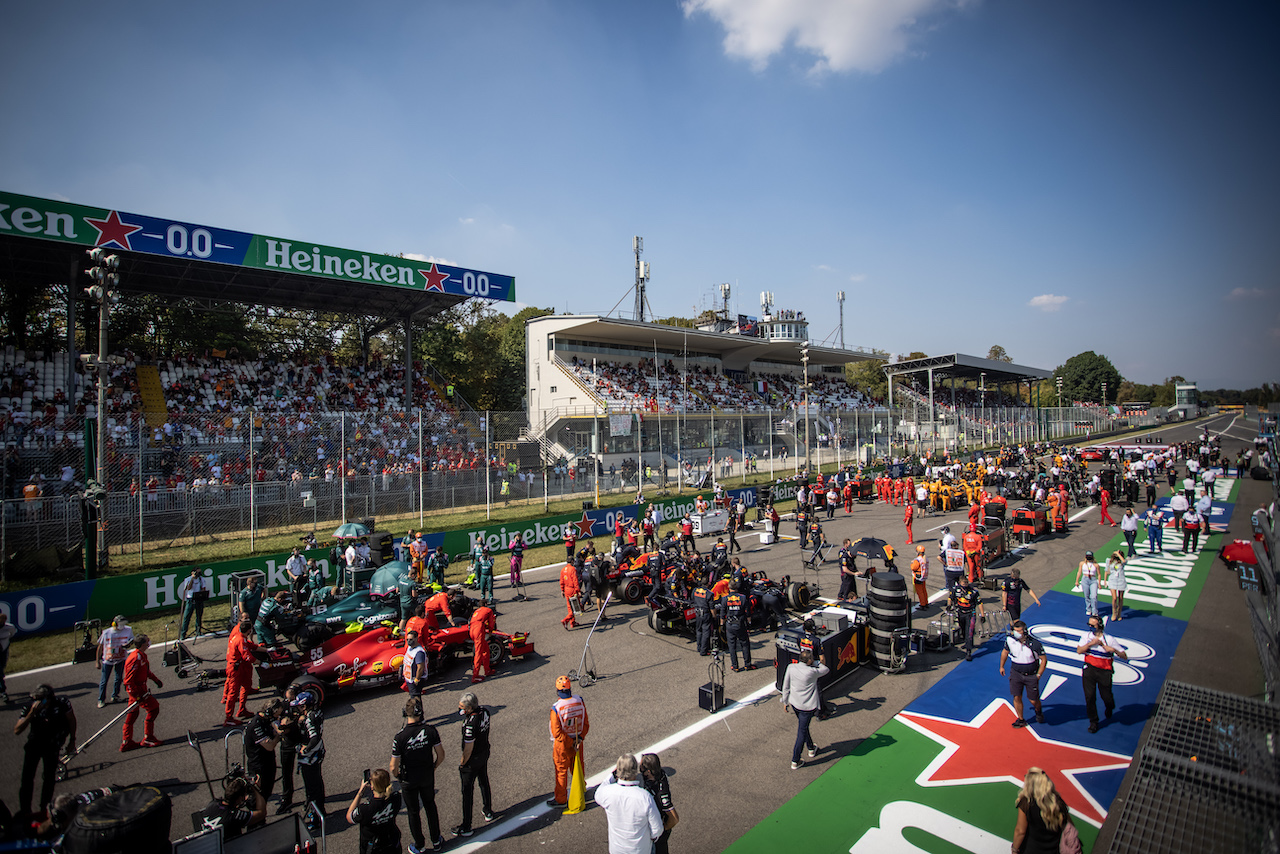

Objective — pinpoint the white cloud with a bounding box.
[849,273,867,282]
[403,252,455,266]
[681,0,966,75]
[1228,287,1266,299]
[1028,294,1068,312]
[459,217,475,225]
[815,264,834,272]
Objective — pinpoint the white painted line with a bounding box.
[450,679,780,853]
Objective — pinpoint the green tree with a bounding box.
[987,345,1013,363]
[845,358,887,401]
[1053,351,1122,404]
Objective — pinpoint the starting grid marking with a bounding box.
[728,475,1242,854]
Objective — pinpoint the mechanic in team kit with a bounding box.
[390,696,444,854]
[952,580,985,662]
[347,768,403,854]
[1000,567,1041,622]
[691,578,715,656]
[718,582,756,672]
[837,539,859,601]
[999,620,1047,727]
[199,774,267,840]
[245,699,286,803]
[454,690,497,837]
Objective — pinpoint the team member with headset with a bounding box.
[999,620,1047,727]
[390,697,444,854]
[1077,614,1129,733]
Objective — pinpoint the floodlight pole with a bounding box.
[800,343,811,476]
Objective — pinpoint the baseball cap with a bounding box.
[1085,551,1094,559]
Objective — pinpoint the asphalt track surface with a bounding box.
[0,412,1256,854]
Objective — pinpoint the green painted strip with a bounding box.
[726,719,1099,853]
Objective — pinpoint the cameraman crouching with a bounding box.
[199,775,266,839]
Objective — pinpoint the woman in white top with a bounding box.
[1074,550,1101,618]
[1104,550,1128,621]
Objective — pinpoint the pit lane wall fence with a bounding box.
[0,483,788,639]
[1,403,1121,577]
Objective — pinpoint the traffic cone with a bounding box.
[564,748,587,814]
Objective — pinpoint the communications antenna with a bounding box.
[837,290,845,349]
[634,237,650,322]
[760,291,774,319]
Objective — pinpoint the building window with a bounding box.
[550,386,557,393]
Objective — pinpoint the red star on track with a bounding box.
[84,210,144,250]
[571,511,596,539]
[898,699,1130,827]
[419,263,450,292]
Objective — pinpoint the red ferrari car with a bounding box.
[255,620,534,704]
[1080,447,1108,462]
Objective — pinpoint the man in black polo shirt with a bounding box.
[998,620,1047,727]
[245,699,285,802]
[390,697,444,854]
[453,691,496,837]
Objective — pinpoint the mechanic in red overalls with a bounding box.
[469,604,496,684]
[422,588,456,630]
[120,634,163,750]
[222,619,258,727]
[903,502,914,545]
[963,525,984,584]
[560,563,580,630]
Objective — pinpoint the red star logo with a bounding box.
[419,263,450,292]
[898,699,1129,827]
[571,511,596,539]
[84,210,144,250]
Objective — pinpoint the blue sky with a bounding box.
[2,1,1276,390]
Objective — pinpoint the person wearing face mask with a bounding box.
[999,620,1047,728]
[1076,615,1128,733]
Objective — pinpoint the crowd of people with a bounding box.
[564,356,883,414]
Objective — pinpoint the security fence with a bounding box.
[0,402,1135,576]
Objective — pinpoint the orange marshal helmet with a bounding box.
[555,675,571,691]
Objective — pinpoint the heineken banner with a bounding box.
[0,483,792,637]
[0,190,514,301]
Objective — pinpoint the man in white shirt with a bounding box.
[96,615,134,707]
[177,568,211,639]
[594,754,664,854]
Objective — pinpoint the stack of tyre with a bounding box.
[868,572,910,671]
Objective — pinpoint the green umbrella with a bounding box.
[333,522,369,538]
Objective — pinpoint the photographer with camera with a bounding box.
[14,684,77,819]
[346,768,402,854]
[390,697,444,854]
[199,771,267,839]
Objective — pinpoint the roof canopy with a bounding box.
[0,190,514,319]
[883,353,1051,385]
[539,314,881,372]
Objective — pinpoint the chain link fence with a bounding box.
[0,402,1139,576]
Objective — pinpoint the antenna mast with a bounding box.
[633,237,650,322]
[837,290,846,349]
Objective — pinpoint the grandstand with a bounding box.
[525,313,883,470]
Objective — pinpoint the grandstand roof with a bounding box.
[0,189,514,320]
[537,315,880,372]
[883,352,1051,384]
